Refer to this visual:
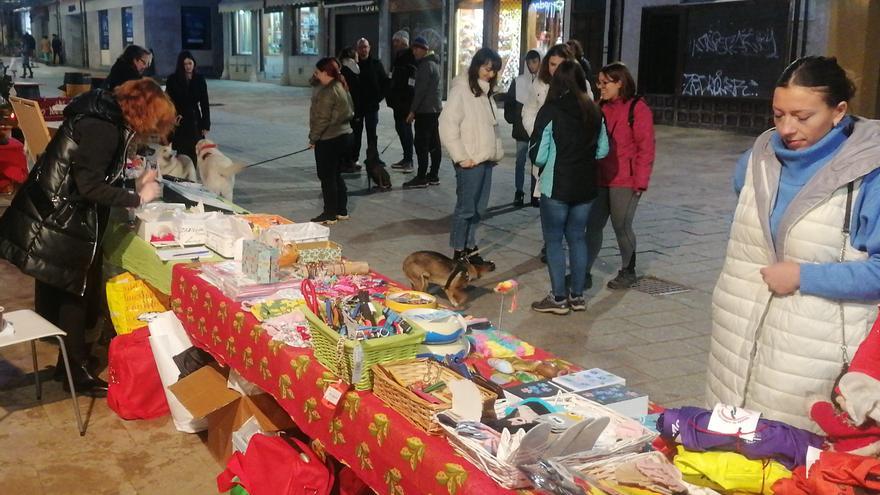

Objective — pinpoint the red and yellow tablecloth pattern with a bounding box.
[171,264,539,495]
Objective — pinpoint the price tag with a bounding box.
[350,342,365,385]
[707,403,761,441]
[322,380,349,409]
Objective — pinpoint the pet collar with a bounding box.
[444,261,470,290]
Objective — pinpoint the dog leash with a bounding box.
[244,147,312,169]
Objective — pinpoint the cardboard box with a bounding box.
[169,365,295,464]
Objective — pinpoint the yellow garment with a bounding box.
[673,446,790,495]
[249,299,301,321]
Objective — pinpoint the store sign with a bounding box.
[122,7,134,46]
[530,0,564,10]
[182,6,212,50]
[99,10,109,50]
[357,4,379,12]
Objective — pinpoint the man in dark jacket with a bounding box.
[354,38,388,166]
[402,37,442,189]
[51,34,63,65]
[387,31,416,172]
[504,50,541,206]
[104,44,151,90]
[21,32,36,78]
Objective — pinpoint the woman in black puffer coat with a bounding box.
[165,50,211,164]
[0,79,176,396]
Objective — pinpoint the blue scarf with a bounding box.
[768,115,853,246]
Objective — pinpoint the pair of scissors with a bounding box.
[301,279,319,316]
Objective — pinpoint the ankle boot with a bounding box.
[61,362,109,398]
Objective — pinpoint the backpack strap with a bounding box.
[628,95,642,128]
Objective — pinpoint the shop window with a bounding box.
[122,7,134,47]
[99,10,110,50]
[527,0,564,54]
[454,0,483,77]
[293,6,319,55]
[182,6,212,50]
[234,10,253,55]
[497,0,522,91]
[264,11,283,55]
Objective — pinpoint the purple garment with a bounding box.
[658,406,825,470]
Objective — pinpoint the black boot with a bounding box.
[61,362,109,398]
[514,191,525,207]
[453,250,467,262]
[466,247,494,269]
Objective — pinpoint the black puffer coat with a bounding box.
[0,90,139,295]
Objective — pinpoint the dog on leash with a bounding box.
[156,144,198,182]
[402,251,495,307]
[196,138,246,200]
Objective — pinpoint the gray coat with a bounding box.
[410,52,442,115]
[309,81,354,144]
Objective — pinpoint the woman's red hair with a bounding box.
[114,78,177,137]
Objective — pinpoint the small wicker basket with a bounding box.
[372,358,497,434]
[301,305,425,390]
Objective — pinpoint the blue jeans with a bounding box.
[394,116,414,162]
[541,195,592,298]
[514,140,535,195]
[450,163,494,250]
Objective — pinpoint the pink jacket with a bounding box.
[597,97,655,190]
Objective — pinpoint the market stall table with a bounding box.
[171,263,551,495]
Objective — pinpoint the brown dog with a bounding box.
[402,251,495,307]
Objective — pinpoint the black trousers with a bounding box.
[414,113,441,178]
[34,260,102,368]
[315,134,349,216]
[350,110,379,162]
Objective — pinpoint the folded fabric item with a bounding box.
[810,400,880,455]
[673,445,790,495]
[658,406,825,469]
[615,454,688,495]
[172,346,216,380]
[772,450,880,495]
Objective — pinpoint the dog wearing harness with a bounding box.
[402,250,496,307]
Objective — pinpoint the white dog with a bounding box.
[196,139,245,200]
[156,144,198,182]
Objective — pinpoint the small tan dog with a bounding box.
[402,251,496,307]
[196,138,246,200]
[156,144,198,182]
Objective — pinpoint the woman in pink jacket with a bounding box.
[586,62,655,289]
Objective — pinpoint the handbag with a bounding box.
[217,434,335,495]
[107,327,170,420]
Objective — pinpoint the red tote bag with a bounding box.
[217,434,334,495]
[107,327,170,420]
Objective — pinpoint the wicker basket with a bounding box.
[302,305,425,390]
[437,392,658,490]
[372,359,497,434]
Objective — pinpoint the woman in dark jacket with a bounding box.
[529,61,608,315]
[165,51,210,164]
[104,44,151,90]
[309,57,354,224]
[0,79,176,396]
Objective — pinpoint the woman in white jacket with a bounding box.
[439,48,504,265]
[521,44,590,208]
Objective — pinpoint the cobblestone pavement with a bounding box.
[0,65,756,493]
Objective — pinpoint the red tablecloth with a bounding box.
[172,264,539,495]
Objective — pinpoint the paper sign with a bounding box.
[322,381,349,409]
[707,403,761,441]
[449,379,483,422]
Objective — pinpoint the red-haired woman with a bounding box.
[0,78,176,396]
[309,57,354,224]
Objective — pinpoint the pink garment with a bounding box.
[596,98,655,191]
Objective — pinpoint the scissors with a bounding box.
[301,279,320,316]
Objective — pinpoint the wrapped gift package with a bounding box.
[241,240,280,284]
[237,214,294,234]
[260,222,330,245]
[296,240,342,263]
[136,203,187,243]
[206,216,256,259]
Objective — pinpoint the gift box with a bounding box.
[206,216,255,259]
[241,240,280,284]
[261,222,330,244]
[296,240,342,264]
[135,203,187,243]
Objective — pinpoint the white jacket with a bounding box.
[439,74,504,165]
[706,125,880,432]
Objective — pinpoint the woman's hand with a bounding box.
[459,159,476,168]
[136,168,161,205]
[760,261,801,296]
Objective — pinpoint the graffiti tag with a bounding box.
[690,28,778,59]
[681,70,760,98]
